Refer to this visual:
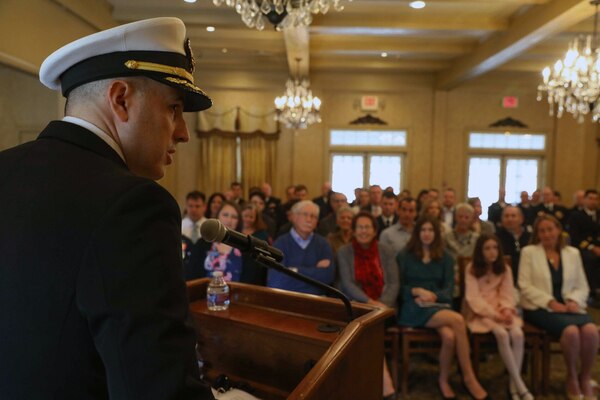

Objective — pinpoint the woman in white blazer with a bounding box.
[518,215,598,400]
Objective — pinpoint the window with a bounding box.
[466,132,545,220]
[329,130,406,200]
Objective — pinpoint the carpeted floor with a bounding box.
[392,307,600,399]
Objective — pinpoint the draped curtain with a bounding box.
[197,106,279,195]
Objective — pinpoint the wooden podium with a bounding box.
[187,279,394,399]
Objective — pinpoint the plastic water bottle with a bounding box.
[207,271,230,311]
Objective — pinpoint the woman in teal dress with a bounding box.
[398,215,488,400]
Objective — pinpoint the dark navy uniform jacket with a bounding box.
[0,121,213,399]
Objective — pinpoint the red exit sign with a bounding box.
[502,96,519,108]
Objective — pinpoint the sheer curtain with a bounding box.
[197,106,279,195]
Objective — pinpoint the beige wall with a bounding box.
[0,1,598,211]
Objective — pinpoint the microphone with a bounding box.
[200,219,284,262]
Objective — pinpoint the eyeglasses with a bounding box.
[296,211,318,220]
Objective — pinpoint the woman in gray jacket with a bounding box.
[337,211,399,399]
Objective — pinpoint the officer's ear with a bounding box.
[107,79,134,122]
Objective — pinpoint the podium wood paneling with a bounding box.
[187,279,393,399]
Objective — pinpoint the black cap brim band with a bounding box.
[60,50,212,112]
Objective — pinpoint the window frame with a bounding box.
[464,128,548,205]
[328,128,409,195]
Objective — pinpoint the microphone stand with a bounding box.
[252,250,354,331]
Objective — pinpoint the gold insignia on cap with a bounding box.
[124,60,194,83]
[165,77,207,95]
[184,38,195,73]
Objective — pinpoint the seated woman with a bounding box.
[241,203,271,243]
[248,191,277,239]
[398,215,488,400]
[420,198,451,237]
[204,201,266,285]
[337,211,399,399]
[519,215,598,400]
[463,234,532,400]
[205,192,225,219]
[327,206,354,260]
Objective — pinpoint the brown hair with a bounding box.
[405,215,445,261]
[471,233,507,278]
[530,214,566,251]
[419,198,443,222]
[241,203,267,232]
[217,200,242,231]
[351,211,377,232]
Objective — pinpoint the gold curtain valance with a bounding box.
[197,106,280,140]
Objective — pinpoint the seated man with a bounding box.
[495,205,530,284]
[568,189,600,305]
[317,191,348,237]
[268,200,335,295]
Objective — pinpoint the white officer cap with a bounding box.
[39,17,211,112]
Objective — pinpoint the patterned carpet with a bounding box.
[392,307,600,399]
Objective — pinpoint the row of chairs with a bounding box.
[384,256,571,398]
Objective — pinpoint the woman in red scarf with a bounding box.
[338,211,399,399]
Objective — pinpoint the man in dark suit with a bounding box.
[376,191,399,237]
[312,181,332,220]
[495,206,531,284]
[529,186,569,227]
[0,18,214,399]
[568,189,600,305]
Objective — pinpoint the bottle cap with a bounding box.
[212,271,223,277]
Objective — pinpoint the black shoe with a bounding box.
[383,393,397,400]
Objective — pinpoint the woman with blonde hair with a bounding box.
[519,215,598,400]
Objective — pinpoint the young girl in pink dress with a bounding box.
[463,233,533,400]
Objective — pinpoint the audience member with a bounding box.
[205,192,225,219]
[337,212,398,399]
[529,186,569,227]
[519,215,598,399]
[268,201,335,295]
[182,190,207,241]
[326,206,354,261]
[380,197,417,256]
[399,188,412,200]
[568,189,600,307]
[364,184,384,217]
[429,188,440,201]
[230,181,245,205]
[572,189,585,214]
[261,181,281,215]
[285,185,296,202]
[317,192,349,237]
[351,188,370,214]
[313,181,333,220]
[204,201,265,285]
[377,191,399,237]
[241,203,270,243]
[488,188,508,228]
[445,203,479,306]
[441,187,457,228]
[496,206,531,284]
[416,189,430,213]
[518,191,531,224]
[294,184,309,201]
[468,197,495,235]
[249,191,277,239]
[182,191,210,281]
[397,216,488,400]
[420,198,451,236]
[530,189,541,207]
[463,234,532,400]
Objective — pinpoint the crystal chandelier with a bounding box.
[212,0,352,31]
[274,59,321,129]
[537,0,600,123]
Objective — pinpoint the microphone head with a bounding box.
[200,219,226,243]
